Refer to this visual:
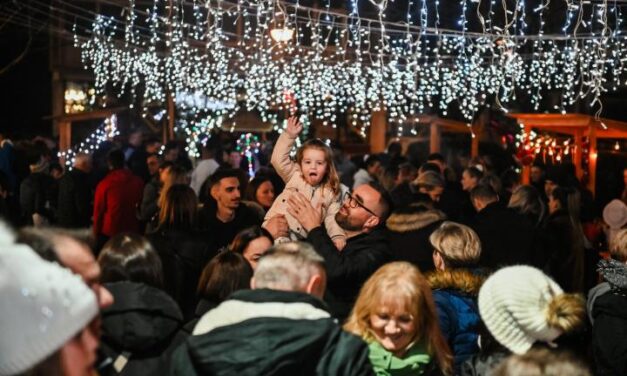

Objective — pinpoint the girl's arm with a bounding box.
[323,199,347,249]
[271,117,302,182]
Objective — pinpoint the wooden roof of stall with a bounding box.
[508,113,627,139]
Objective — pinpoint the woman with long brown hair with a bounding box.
[344,262,453,375]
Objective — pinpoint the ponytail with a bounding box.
[546,293,586,333]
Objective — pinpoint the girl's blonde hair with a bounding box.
[158,164,189,211]
[344,262,453,375]
[296,139,340,195]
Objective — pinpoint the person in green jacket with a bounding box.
[345,262,453,376]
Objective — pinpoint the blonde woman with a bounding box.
[345,262,453,375]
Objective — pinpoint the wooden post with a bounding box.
[471,133,479,159]
[430,122,441,154]
[58,121,71,165]
[588,125,597,196]
[167,93,175,141]
[370,108,387,153]
[522,124,532,185]
[574,129,583,180]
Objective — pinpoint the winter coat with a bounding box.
[93,169,144,237]
[171,289,374,376]
[307,226,392,322]
[138,177,160,223]
[460,352,508,376]
[182,298,220,334]
[100,281,187,376]
[198,201,262,250]
[386,206,446,273]
[264,132,344,242]
[57,169,92,228]
[589,259,627,376]
[389,182,424,210]
[470,202,536,269]
[19,172,56,225]
[427,269,485,371]
[147,228,217,319]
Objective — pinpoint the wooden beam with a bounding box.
[58,121,71,165]
[574,129,583,180]
[522,124,532,185]
[588,126,598,196]
[429,122,441,153]
[370,108,387,153]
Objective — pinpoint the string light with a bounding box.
[236,133,261,178]
[57,115,119,169]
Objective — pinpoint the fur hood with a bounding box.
[386,207,446,233]
[426,269,486,296]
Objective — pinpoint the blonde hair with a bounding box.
[610,228,627,262]
[546,293,586,333]
[430,221,481,267]
[344,262,453,375]
[158,165,188,210]
[414,171,445,191]
[296,139,340,195]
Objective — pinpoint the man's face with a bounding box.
[335,184,381,232]
[212,177,241,210]
[164,148,178,162]
[55,236,113,310]
[531,167,544,183]
[545,180,557,197]
[147,156,160,176]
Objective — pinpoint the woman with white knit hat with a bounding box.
[0,227,99,376]
[461,265,586,375]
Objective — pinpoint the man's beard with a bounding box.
[335,211,362,231]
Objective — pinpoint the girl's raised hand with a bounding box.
[285,116,303,138]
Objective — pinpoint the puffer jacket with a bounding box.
[386,205,446,273]
[427,269,485,371]
[100,281,187,376]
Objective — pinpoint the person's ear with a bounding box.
[210,184,219,200]
[433,250,446,271]
[363,215,381,231]
[305,273,325,299]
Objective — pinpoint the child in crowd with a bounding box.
[345,262,453,375]
[264,116,346,249]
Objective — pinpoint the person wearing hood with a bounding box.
[93,149,144,252]
[172,242,374,376]
[426,222,486,371]
[588,229,627,376]
[386,202,446,273]
[98,233,187,376]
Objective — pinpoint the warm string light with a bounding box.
[72,0,627,130]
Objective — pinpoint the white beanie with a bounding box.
[478,265,564,355]
[0,239,98,375]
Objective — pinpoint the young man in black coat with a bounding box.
[287,182,393,322]
[57,153,93,228]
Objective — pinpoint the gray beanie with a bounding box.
[478,265,564,355]
[0,237,98,375]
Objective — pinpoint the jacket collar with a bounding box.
[386,209,446,233]
[426,268,485,296]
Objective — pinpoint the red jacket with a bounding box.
[93,169,144,237]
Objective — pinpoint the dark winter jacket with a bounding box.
[139,177,160,224]
[460,352,508,376]
[589,259,627,376]
[182,298,220,334]
[57,169,92,228]
[307,226,392,322]
[19,172,56,224]
[147,228,217,319]
[386,206,446,273]
[100,281,187,376]
[470,202,536,269]
[170,289,374,376]
[93,168,144,237]
[427,269,484,371]
[389,182,424,210]
[198,201,263,250]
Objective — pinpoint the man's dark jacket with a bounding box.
[57,169,92,228]
[307,226,391,322]
[198,201,262,250]
[170,289,374,376]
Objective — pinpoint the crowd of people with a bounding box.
[0,119,626,376]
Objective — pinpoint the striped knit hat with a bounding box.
[478,265,564,355]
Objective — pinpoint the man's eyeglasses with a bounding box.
[344,191,378,217]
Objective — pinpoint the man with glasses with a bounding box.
[287,182,392,322]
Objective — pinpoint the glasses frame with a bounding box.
[344,191,379,217]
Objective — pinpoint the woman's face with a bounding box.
[461,171,477,191]
[60,326,98,376]
[548,194,560,214]
[243,236,273,269]
[369,302,417,357]
[255,181,275,209]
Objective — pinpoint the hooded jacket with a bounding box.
[100,281,187,376]
[93,168,144,237]
[170,289,374,376]
[386,206,446,273]
[427,269,485,371]
[589,259,627,376]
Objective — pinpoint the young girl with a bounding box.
[264,116,346,249]
[345,262,453,376]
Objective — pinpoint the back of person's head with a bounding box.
[107,148,125,170]
[0,229,98,375]
[98,233,164,289]
[344,262,453,375]
[419,162,442,175]
[501,168,521,191]
[158,184,198,230]
[387,141,402,157]
[550,186,579,215]
[610,228,627,262]
[427,153,445,164]
[415,170,445,191]
[252,242,325,296]
[509,185,546,225]
[465,166,484,180]
[197,251,253,303]
[480,173,502,195]
[229,226,273,254]
[365,154,381,168]
[470,184,498,203]
[493,348,590,376]
[397,162,417,178]
[478,265,585,355]
[429,221,481,267]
